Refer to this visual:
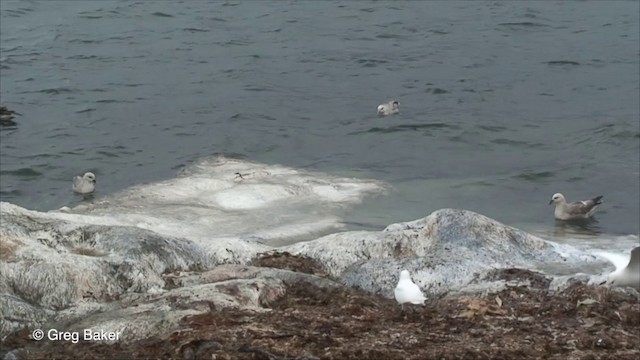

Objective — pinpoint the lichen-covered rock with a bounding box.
[0,202,268,339]
[285,209,605,297]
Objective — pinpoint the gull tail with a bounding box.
[591,196,603,205]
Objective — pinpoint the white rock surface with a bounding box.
[285,208,606,298]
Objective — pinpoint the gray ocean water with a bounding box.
[1,1,639,241]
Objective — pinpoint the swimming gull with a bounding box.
[594,247,640,289]
[1,106,21,126]
[549,193,602,220]
[73,172,97,194]
[394,270,427,305]
[377,100,399,116]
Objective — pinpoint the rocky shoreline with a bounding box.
[3,253,639,359]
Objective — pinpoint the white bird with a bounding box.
[394,270,427,305]
[549,193,603,220]
[377,100,399,116]
[73,172,96,194]
[594,247,640,289]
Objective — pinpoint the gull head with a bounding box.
[549,192,565,205]
[377,100,400,116]
[399,269,412,282]
[84,172,97,184]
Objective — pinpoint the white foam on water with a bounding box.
[212,184,297,210]
[528,225,639,253]
[536,234,639,277]
[51,155,388,246]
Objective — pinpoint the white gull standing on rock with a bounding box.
[394,270,427,305]
[594,247,640,289]
[549,193,603,220]
[377,100,399,116]
[73,172,96,194]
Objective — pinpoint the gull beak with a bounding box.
[548,199,553,205]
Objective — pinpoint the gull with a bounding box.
[394,270,427,306]
[377,100,399,116]
[594,247,640,289]
[549,193,603,220]
[73,172,96,194]
[1,106,21,126]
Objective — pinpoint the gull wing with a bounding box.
[72,176,83,188]
[566,196,602,216]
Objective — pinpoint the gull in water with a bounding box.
[1,106,21,126]
[594,247,640,289]
[377,100,399,116]
[394,270,427,306]
[549,193,603,220]
[73,172,96,194]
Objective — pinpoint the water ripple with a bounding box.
[477,125,507,133]
[498,22,549,28]
[183,28,210,33]
[546,60,581,66]
[151,12,173,18]
[513,170,555,182]
[350,123,460,135]
[0,168,42,177]
[490,139,545,149]
[3,7,34,17]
